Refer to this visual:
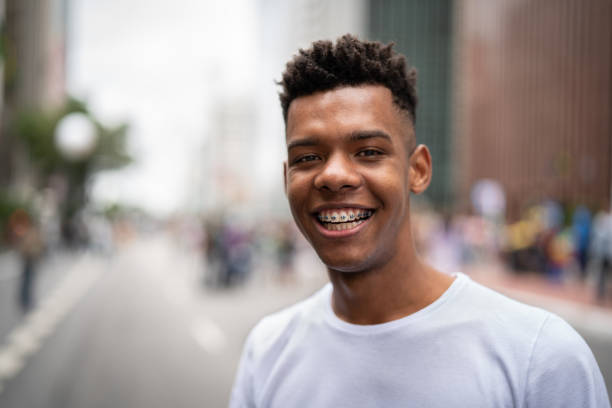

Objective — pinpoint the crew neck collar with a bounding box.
[323,273,469,335]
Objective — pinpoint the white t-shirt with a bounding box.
[230,273,610,407]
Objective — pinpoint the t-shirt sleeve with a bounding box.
[229,332,256,408]
[524,313,610,408]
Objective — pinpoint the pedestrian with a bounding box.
[8,208,44,312]
[275,221,296,284]
[591,209,612,302]
[230,34,609,407]
[573,205,592,278]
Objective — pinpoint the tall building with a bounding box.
[199,96,256,213]
[369,0,455,208]
[368,0,612,219]
[1,0,67,188]
[0,0,5,153]
[454,0,612,219]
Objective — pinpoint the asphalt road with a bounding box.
[0,235,610,407]
[0,236,326,408]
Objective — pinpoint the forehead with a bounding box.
[286,85,409,140]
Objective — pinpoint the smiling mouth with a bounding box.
[316,208,374,231]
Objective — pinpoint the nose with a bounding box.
[313,153,362,192]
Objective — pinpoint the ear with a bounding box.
[283,161,288,196]
[409,144,432,194]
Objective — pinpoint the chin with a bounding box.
[328,266,367,274]
[317,243,397,275]
[318,253,374,274]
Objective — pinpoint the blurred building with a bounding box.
[1,0,67,189]
[369,0,455,208]
[195,0,368,217]
[0,0,4,155]
[198,97,257,213]
[368,0,612,220]
[255,0,368,216]
[455,0,611,219]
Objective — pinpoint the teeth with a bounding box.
[317,209,373,223]
[322,220,363,231]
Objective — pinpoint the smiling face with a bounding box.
[284,85,431,273]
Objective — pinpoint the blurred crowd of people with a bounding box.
[189,200,612,304]
[3,199,611,308]
[169,213,300,290]
[415,201,612,303]
[145,200,612,303]
[200,216,298,289]
[504,203,611,302]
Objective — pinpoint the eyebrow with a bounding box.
[349,130,392,143]
[287,130,392,151]
[287,137,320,151]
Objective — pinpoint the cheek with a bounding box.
[286,184,312,241]
[286,175,309,214]
[365,165,410,202]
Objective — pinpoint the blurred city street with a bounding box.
[0,233,611,407]
[0,0,611,406]
[0,234,328,408]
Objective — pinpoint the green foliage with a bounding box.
[0,20,5,62]
[15,108,65,176]
[15,97,131,182]
[12,97,132,244]
[101,202,143,221]
[91,122,132,171]
[102,202,123,221]
[0,191,29,225]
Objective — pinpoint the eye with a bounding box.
[293,154,320,164]
[357,149,383,157]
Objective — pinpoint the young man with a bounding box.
[230,34,609,407]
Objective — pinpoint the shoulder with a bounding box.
[454,276,609,406]
[529,313,600,375]
[229,284,331,407]
[245,284,330,359]
[533,313,589,352]
[528,313,596,375]
[523,313,609,407]
[453,274,551,335]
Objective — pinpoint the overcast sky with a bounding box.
[68,0,258,216]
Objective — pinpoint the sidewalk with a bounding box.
[467,262,612,338]
[0,249,91,341]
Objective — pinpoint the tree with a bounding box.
[13,97,132,246]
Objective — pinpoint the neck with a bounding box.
[328,250,454,325]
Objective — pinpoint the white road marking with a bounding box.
[0,347,25,380]
[8,326,41,357]
[0,254,103,394]
[191,317,227,354]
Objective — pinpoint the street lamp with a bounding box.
[54,113,98,161]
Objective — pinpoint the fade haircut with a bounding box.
[279,34,418,124]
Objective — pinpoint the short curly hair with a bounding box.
[279,34,418,124]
